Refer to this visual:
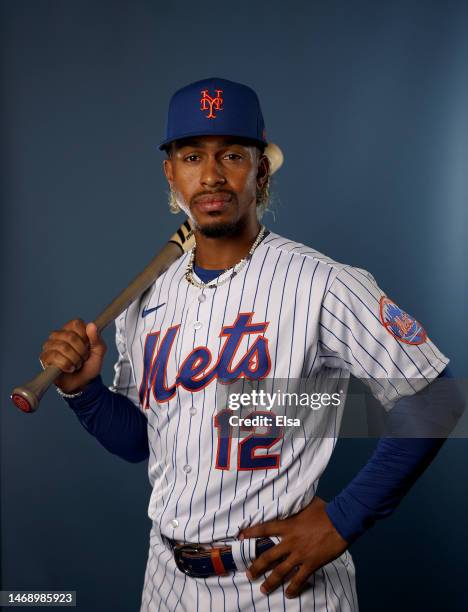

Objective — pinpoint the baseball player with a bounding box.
[39,78,461,611]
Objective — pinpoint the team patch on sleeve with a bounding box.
[379,296,427,345]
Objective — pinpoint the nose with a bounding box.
[200,155,226,188]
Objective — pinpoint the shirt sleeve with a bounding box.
[109,310,145,415]
[64,375,149,463]
[318,265,450,409]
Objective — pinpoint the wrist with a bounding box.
[55,375,100,396]
[56,386,85,399]
[57,376,104,402]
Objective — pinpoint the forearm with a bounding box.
[63,375,149,463]
[326,367,465,543]
[325,436,444,543]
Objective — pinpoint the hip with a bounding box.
[140,526,358,612]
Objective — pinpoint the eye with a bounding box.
[224,153,243,161]
[184,154,200,162]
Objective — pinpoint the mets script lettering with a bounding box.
[139,313,271,407]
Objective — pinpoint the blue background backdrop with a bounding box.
[1,1,467,610]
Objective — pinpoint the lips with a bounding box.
[194,192,232,212]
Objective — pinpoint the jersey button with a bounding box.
[169,519,179,529]
[183,464,192,474]
[189,407,197,416]
[198,293,206,303]
[193,321,203,330]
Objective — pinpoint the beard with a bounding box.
[196,217,244,238]
[173,193,240,238]
[190,193,248,238]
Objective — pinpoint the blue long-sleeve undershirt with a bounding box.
[325,365,464,543]
[64,375,149,463]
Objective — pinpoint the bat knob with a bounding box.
[11,389,38,413]
[11,364,62,413]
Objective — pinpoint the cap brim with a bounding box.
[158,130,268,151]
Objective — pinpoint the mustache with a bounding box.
[191,190,236,205]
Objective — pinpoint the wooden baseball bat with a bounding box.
[10,142,284,413]
[11,219,195,413]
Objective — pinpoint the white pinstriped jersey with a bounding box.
[111,230,449,611]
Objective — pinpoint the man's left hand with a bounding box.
[239,496,348,599]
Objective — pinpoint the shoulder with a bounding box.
[259,230,376,290]
[115,251,190,334]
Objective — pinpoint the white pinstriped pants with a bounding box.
[140,526,359,611]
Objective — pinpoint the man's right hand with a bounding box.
[39,319,107,394]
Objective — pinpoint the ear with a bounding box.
[256,153,270,189]
[163,158,174,187]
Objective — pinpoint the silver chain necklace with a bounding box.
[185,225,266,299]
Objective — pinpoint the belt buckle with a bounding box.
[173,543,205,576]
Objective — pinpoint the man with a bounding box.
[40,78,459,611]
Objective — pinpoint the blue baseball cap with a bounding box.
[159,77,268,150]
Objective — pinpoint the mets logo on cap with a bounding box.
[200,89,224,119]
[379,296,427,345]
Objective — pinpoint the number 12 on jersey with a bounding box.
[214,409,283,471]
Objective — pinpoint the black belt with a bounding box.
[166,537,276,578]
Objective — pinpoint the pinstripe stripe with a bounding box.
[166,569,184,611]
[148,267,189,492]
[271,253,298,494]
[240,247,271,521]
[331,561,352,609]
[172,296,203,521]
[322,568,329,612]
[153,282,189,508]
[148,544,171,611]
[312,572,316,612]
[258,249,283,501]
[304,266,334,378]
[323,566,342,608]
[327,289,412,384]
[199,272,234,540]
[335,275,430,380]
[344,266,443,375]
[156,281,191,529]
[319,321,394,401]
[140,546,155,610]
[220,255,255,535]
[321,304,391,376]
[183,281,219,541]
[217,576,226,612]
[301,260,319,377]
[333,557,356,610]
[213,277,237,539]
[353,265,446,377]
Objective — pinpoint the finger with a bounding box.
[47,330,90,359]
[259,559,298,595]
[41,340,86,371]
[86,322,107,356]
[246,542,288,580]
[240,521,285,540]
[86,322,103,347]
[63,318,87,339]
[285,565,314,599]
[40,348,82,374]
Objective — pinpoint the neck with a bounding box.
[194,217,262,270]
